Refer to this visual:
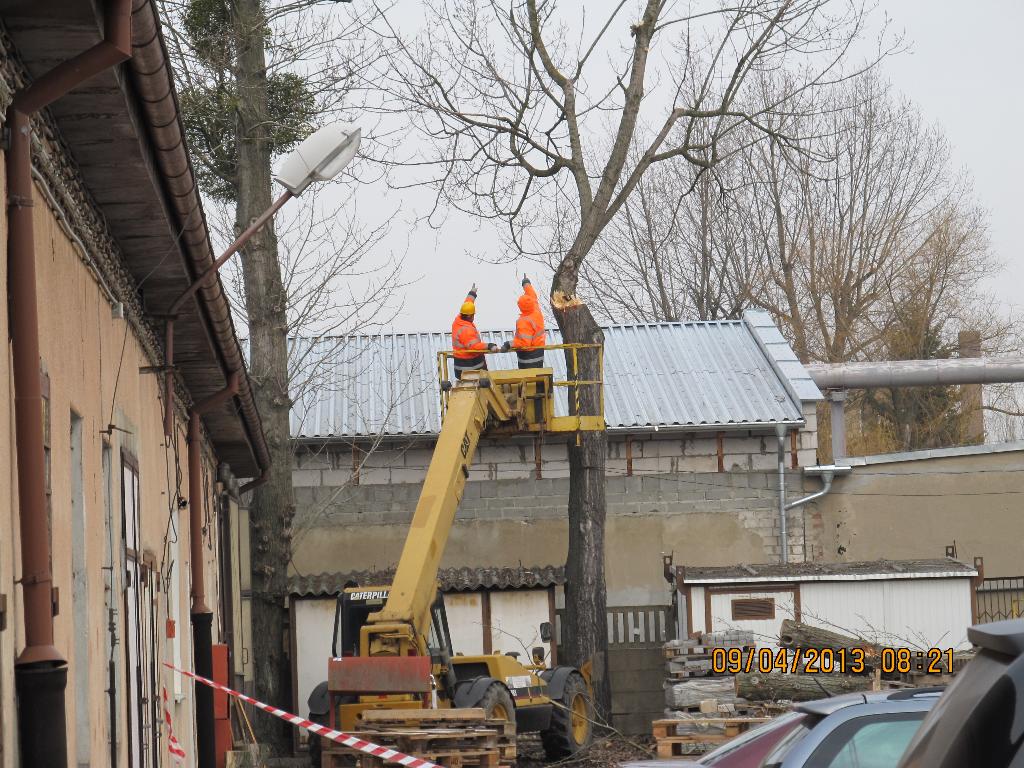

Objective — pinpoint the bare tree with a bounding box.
[370,0,888,714]
[749,74,958,363]
[581,68,1014,455]
[580,155,758,322]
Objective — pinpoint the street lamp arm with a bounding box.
[169,189,294,315]
[160,120,359,439]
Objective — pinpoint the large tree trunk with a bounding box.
[778,620,882,660]
[735,671,872,701]
[551,284,611,721]
[233,0,294,754]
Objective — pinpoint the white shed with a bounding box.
[668,558,980,650]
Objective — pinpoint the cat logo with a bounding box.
[349,590,389,601]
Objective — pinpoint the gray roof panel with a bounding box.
[679,558,978,584]
[290,316,815,439]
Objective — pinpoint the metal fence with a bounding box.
[556,604,675,649]
[977,577,1024,623]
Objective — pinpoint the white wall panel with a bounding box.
[800,579,973,649]
[294,599,337,721]
[490,590,551,662]
[445,592,485,655]
[707,589,796,648]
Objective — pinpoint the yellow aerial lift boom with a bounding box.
[308,348,605,767]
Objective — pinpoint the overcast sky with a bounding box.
[327,0,1024,336]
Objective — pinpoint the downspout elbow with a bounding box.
[785,471,835,511]
[239,467,270,495]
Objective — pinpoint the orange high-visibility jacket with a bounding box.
[452,293,488,360]
[512,281,545,359]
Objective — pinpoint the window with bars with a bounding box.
[731,597,775,621]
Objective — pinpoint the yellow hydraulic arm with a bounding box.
[363,357,603,659]
[366,372,509,651]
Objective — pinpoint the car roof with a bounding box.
[795,687,945,716]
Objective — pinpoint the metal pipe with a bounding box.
[775,425,789,565]
[6,2,132,764]
[188,370,240,768]
[239,467,270,495]
[192,611,215,768]
[827,390,847,462]
[169,190,292,315]
[786,470,835,511]
[189,371,241,612]
[807,357,1024,389]
[164,319,175,437]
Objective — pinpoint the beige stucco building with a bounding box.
[0,3,268,766]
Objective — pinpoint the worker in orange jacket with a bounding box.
[501,274,546,368]
[501,275,547,421]
[452,283,498,379]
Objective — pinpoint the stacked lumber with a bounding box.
[659,631,771,755]
[664,630,756,680]
[323,709,515,768]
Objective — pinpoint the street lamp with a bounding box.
[166,121,360,768]
[275,122,361,196]
[163,121,361,435]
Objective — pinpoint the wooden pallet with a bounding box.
[653,717,772,758]
[324,709,515,768]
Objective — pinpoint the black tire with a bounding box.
[541,673,593,760]
[474,681,516,723]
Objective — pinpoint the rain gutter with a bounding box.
[129,0,271,482]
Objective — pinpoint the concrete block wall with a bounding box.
[291,465,810,605]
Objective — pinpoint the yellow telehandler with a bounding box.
[307,348,605,767]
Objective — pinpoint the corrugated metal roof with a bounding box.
[290,565,565,596]
[290,313,818,439]
[678,558,978,584]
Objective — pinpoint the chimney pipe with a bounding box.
[958,331,984,444]
[5,2,132,765]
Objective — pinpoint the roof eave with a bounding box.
[128,0,269,478]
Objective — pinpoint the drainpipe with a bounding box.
[239,467,270,495]
[189,371,241,768]
[5,1,131,765]
[785,465,852,511]
[775,425,789,565]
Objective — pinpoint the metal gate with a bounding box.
[977,577,1024,623]
[555,605,675,649]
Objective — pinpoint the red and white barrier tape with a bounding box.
[162,685,187,762]
[163,662,442,768]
